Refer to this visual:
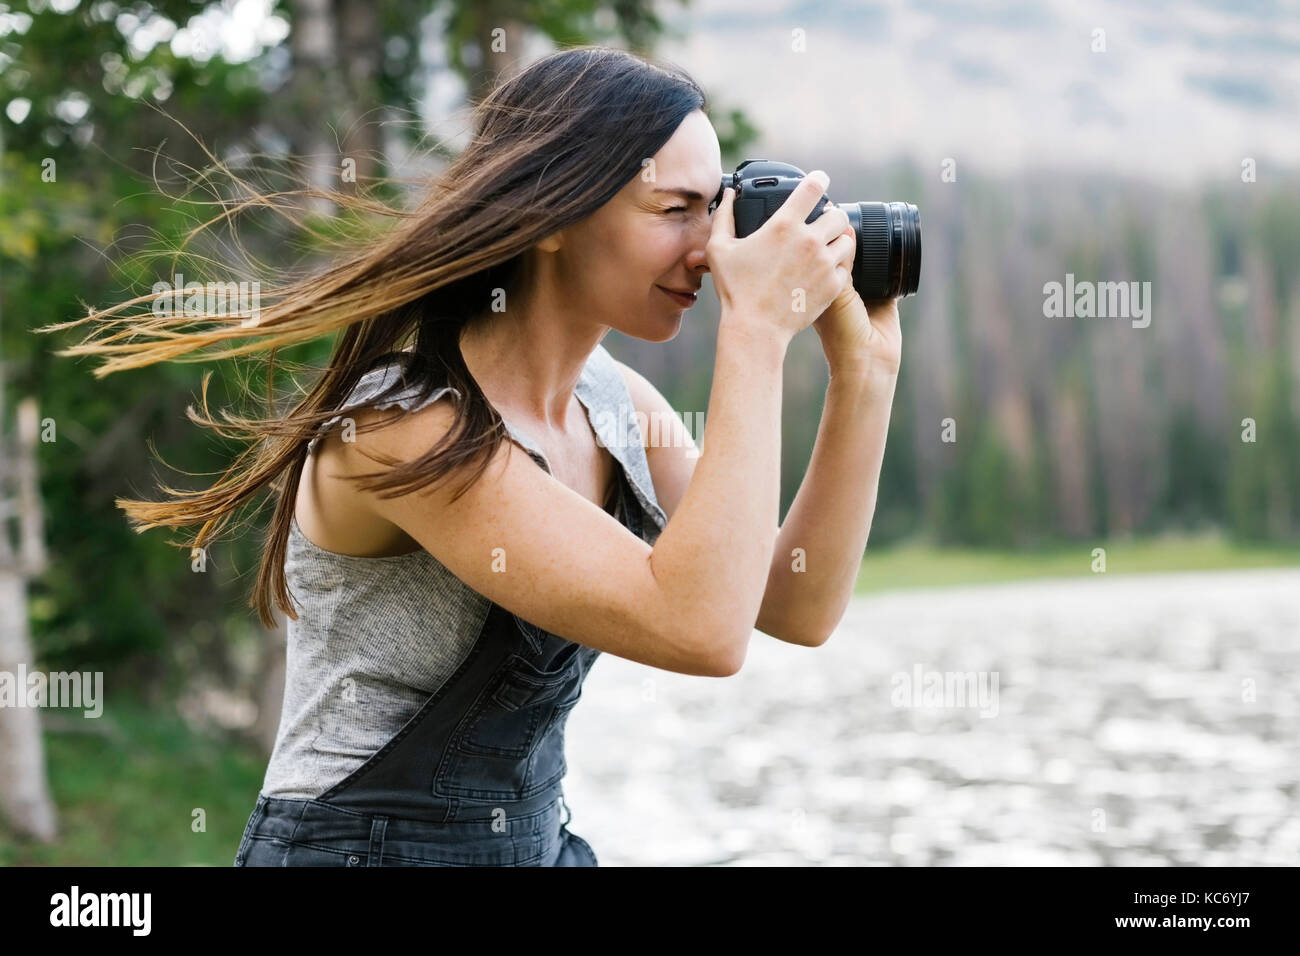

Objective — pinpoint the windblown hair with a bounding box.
[37,45,707,628]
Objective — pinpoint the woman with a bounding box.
[44,46,901,866]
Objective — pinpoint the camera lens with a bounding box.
[844,201,922,299]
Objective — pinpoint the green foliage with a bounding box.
[1226,361,1300,540]
[0,696,266,866]
[966,426,1017,546]
[1161,407,1227,530]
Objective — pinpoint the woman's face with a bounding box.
[543,108,723,343]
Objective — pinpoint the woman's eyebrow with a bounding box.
[651,186,707,201]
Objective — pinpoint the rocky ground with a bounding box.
[561,568,1300,866]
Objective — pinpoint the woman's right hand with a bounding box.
[706,170,855,346]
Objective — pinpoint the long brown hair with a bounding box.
[36,45,707,628]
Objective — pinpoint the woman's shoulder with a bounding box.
[307,354,462,456]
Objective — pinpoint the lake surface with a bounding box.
[561,568,1300,866]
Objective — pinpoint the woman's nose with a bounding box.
[685,224,710,274]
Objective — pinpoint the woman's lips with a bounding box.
[658,286,698,307]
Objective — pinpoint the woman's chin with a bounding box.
[619,314,683,343]
[650,315,684,342]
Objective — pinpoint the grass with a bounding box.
[0,697,266,866]
[855,529,1300,594]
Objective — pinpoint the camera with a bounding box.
[712,160,921,300]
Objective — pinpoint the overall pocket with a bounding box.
[437,643,584,801]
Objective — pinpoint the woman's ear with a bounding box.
[536,230,564,254]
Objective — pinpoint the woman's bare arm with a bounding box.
[758,366,898,645]
[615,354,896,648]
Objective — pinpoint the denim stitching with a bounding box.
[568,831,598,866]
[232,795,266,866]
[512,615,546,655]
[368,816,388,867]
[281,799,312,867]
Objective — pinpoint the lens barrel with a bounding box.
[845,201,922,300]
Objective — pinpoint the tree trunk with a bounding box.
[337,0,384,184]
[0,397,58,842]
[286,0,348,215]
[469,9,529,104]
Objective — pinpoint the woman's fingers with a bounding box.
[813,204,853,245]
[708,186,736,244]
[828,231,855,268]
[769,170,830,232]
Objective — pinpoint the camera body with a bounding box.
[714,159,922,300]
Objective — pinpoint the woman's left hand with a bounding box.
[811,218,904,379]
[812,223,903,380]
[812,278,903,382]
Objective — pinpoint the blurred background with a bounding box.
[1,0,1297,865]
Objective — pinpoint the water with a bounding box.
[561,568,1300,866]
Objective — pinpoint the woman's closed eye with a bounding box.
[663,206,688,214]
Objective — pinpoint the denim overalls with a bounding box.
[234,461,650,866]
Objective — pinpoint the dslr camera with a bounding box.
[712,160,921,300]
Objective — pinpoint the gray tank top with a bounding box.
[260,342,668,799]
